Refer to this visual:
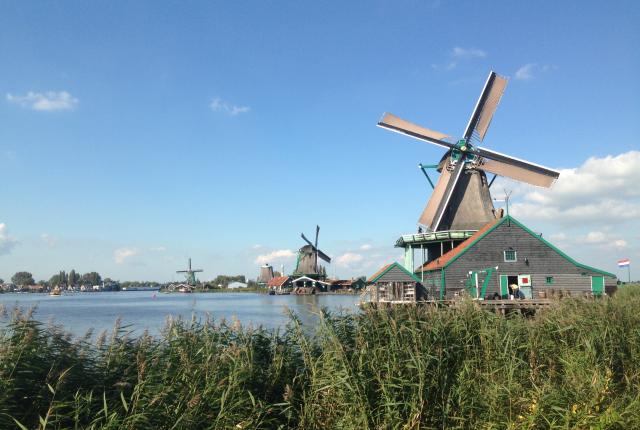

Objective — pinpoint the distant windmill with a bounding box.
[378,71,560,232]
[176,258,203,286]
[294,225,331,279]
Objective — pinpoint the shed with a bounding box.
[267,276,292,293]
[367,262,426,303]
[416,215,617,299]
[228,281,248,289]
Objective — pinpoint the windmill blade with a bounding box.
[419,158,465,231]
[463,71,508,142]
[418,162,453,228]
[476,147,559,188]
[314,225,319,249]
[378,113,455,150]
[301,233,314,248]
[430,159,465,231]
[316,249,331,263]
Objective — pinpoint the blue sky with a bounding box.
[1,0,639,282]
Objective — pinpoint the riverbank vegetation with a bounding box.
[1,287,639,429]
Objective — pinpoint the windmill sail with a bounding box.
[463,72,508,142]
[378,113,454,149]
[430,160,465,231]
[418,162,453,227]
[476,147,559,187]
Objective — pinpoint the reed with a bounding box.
[1,287,639,429]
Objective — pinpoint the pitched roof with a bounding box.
[267,276,290,287]
[416,217,502,272]
[368,262,421,283]
[415,215,616,278]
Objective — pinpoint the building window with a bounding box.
[546,276,554,285]
[504,250,517,262]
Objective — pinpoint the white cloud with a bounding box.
[432,46,486,71]
[254,249,296,265]
[335,252,364,268]
[114,247,140,264]
[514,63,556,81]
[40,233,56,248]
[452,47,486,59]
[210,97,250,116]
[360,244,372,250]
[503,151,640,225]
[0,223,18,255]
[6,91,78,111]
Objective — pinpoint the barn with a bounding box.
[415,215,617,300]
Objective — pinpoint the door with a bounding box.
[591,276,604,296]
[499,275,509,299]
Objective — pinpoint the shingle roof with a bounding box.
[416,217,502,272]
[267,276,290,287]
[367,263,393,283]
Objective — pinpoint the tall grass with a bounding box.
[1,287,639,429]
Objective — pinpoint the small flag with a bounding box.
[618,258,630,268]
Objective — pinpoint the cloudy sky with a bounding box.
[0,1,638,282]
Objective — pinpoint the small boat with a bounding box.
[49,286,62,296]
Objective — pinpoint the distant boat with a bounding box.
[49,286,62,296]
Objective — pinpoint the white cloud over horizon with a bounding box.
[0,223,18,255]
[210,97,250,116]
[114,247,140,264]
[254,249,296,265]
[6,91,79,111]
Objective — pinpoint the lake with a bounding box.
[0,291,361,337]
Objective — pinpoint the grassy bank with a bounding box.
[1,288,639,429]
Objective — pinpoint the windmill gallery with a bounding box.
[259,71,616,305]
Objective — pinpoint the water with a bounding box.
[0,292,361,337]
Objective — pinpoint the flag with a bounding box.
[618,258,630,268]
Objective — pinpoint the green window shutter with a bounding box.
[546,276,554,285]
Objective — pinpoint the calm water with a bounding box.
[0,292,360,337]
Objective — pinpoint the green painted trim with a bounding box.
[370,262,421,284]
[440,269,445,299]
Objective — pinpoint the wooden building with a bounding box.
[267,276,292,293]
[416,215,617,299]
[367,262,426,303]
[329,278,366,291]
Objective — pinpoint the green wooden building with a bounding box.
[414,215,616,300]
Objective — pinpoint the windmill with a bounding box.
[176,258,203,286]
[294,225,331,279]
[378,71,560,233]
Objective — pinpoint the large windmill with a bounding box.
[176,258,203,286]
[378,71,560,271]
[294,226,331,279]
[378,71,559,232]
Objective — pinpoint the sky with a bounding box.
[0,0,639,283]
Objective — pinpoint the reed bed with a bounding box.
[1,286,639,429]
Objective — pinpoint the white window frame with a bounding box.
[503,250,517,262]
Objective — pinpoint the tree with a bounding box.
[68,270,79,286]
[82,272,101,286]
[12,272,35,287]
